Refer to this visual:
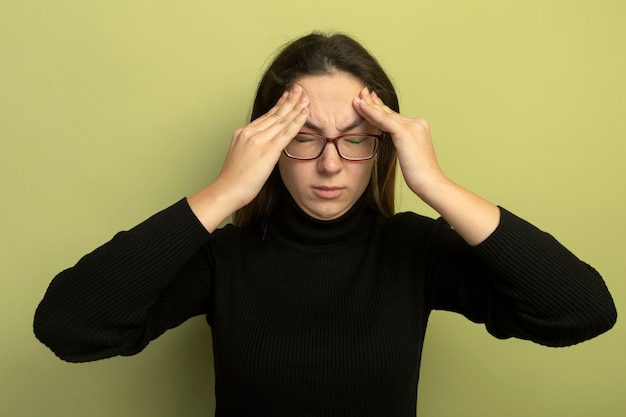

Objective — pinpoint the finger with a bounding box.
[254,89,308,140]
[245,90,290,130]
[370,91,394,114]
[258,99,309,145]
[354,89,399,132]
[250,85,306,130]
[235,97,308,151]
[273,85,305,117]
[361,88,394,115]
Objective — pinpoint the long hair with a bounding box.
[233,32,399,227]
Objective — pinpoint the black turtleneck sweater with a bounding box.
[34,194,616,416]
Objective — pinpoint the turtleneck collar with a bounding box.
[267,186,376,248]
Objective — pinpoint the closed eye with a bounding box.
[294,134,318,143]
[344,136,368,144]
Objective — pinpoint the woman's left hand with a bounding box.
[352,87,446,199]
[353,86,500,246]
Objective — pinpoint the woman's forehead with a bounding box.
[295,73,370,133]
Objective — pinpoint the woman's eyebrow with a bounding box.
[303,117,366,133]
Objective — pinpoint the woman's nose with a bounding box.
[317,142,343,174]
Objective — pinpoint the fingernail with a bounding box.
[292,85,301,94]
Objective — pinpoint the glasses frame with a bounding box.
[283,131,383,161]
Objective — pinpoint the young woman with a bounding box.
[34,33,616,416]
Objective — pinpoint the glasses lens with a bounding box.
[337,135,378,159]
[285,134,325,159]
[284,134,379,160]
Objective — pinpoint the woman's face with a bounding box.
[278,72,377,221]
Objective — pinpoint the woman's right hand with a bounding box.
[188,85,309,232]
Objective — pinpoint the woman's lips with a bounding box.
[312,186,343,199]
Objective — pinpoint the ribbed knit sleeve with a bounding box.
[472,208,617,346]
[34,199,213,362]
[427,207,617,347]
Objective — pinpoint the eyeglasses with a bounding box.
[283,132,383,161]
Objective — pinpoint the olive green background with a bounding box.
[2,1,624,416]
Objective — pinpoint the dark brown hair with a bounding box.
[233,32,399,227]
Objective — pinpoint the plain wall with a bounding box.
[2,1,624,416]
